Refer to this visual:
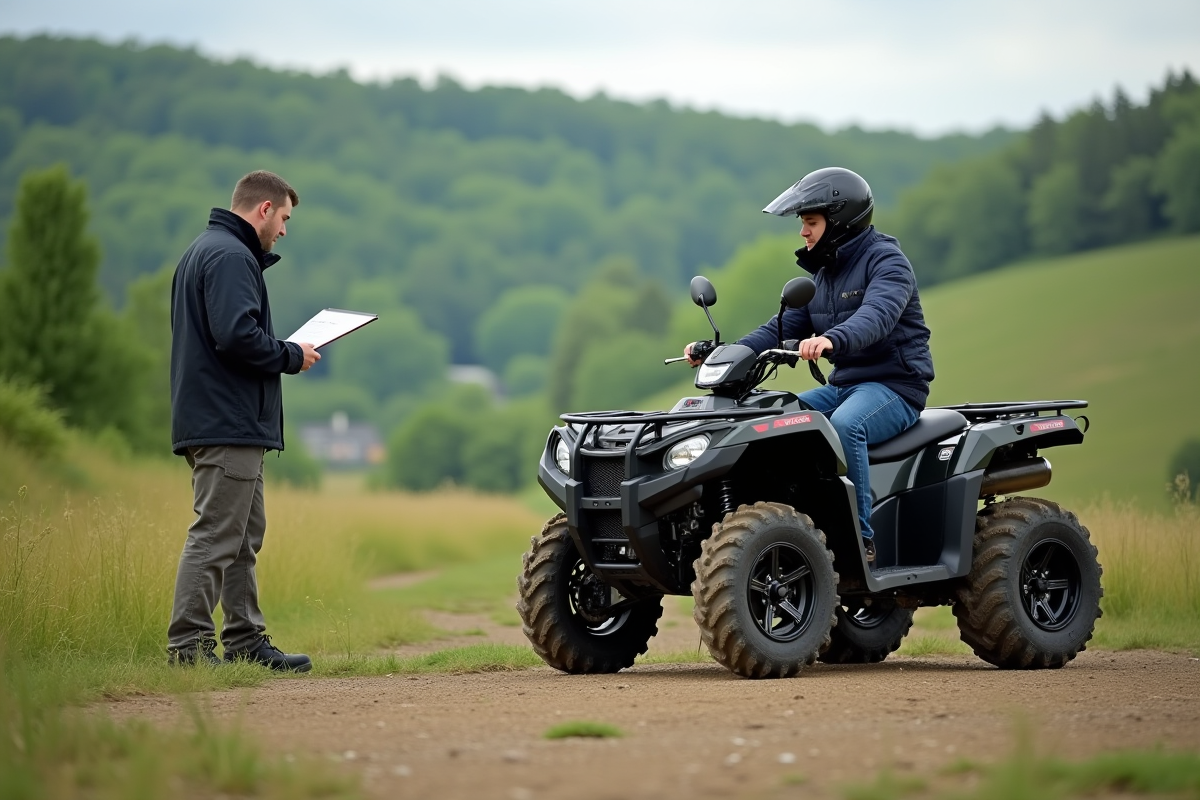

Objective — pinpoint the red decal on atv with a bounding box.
[1030,419,1067,432]
[772,414,812,429]
[752,423,769,433]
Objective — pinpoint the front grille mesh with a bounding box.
[583,457,624,497]
[586,510,625,541]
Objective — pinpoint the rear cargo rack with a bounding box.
[936,400,1088,422]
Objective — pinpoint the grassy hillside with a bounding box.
[638,235,1200,509]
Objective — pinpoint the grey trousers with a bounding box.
[167,445,268,653]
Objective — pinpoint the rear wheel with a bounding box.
[954,497,1102,669]
[517,514,663,673]
[692,502,838,679]
[818,600,914,664]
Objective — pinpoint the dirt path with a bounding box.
[109,598,1200,800]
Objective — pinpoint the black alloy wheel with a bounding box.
[568,561,633,635]
[846,603,893,628]
[818,598,915,665]
[747,542,817,643]
[1019,538,1082,632]
[518,514,663,674]
[692,502,838,679]
[954,497,1103,669]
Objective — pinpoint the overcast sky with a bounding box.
[2,0,1196,135]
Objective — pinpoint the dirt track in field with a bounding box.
[108,597,1200,800]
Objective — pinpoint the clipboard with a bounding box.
[285,308,378,349]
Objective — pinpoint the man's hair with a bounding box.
[230,170,299,212]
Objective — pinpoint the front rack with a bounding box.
[936,400,1088,422]
[560,407,787,457]
[560,408,785,426]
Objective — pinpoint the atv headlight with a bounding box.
[554,437,571,474]
[665,435,710,470]
[696,363,731,385]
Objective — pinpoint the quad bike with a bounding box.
[517,275,1102,678]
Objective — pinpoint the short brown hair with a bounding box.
[231,170,299,212]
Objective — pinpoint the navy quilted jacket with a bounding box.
[737,227,934,410]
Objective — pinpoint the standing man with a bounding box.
[168,170,320,670]
[687,167,934,564]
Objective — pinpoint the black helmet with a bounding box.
[763,167,874,248]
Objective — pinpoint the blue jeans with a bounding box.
[798,383,919,540]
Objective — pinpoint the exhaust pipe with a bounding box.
[980,457,1051,497]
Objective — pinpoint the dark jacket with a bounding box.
[170,208,303,455]
[737,227,934,410]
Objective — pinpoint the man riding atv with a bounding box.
[686,167,934,564]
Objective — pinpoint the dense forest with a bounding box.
[0,36,1195,493]
[0,37,1010,357]
[886,72,1200,283]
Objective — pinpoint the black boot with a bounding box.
[224,635,313,673]
[863,537,877,564]
[168,637,220,667]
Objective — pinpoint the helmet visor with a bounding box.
[763,180,835,217]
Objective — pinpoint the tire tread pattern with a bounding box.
[953,497,1103,669]
[691,502,839,679]
[517,514,663,674]
[818,605,914,664]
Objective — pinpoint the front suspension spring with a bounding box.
[717,479,736,518]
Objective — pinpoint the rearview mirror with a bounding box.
[782,277,816,309]
[690,276,717,307]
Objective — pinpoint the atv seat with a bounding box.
[867,408,968,464]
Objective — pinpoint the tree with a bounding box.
[1102,156,1160,240]
[473,285,568,373]
[121,264,173,453]
[1027,163,1093,256]
[384,406,469,491]
[571,331,680,411]
[328,309,449,402]
[0,166,149,438]
[1154,124,1200,233]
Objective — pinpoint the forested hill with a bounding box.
[886,71,1199,284]
[0,36,1010,361]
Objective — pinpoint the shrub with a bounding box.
[0,379,67,459]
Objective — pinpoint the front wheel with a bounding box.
[692,502,839,679]
[954,497,1103,669]
[517,514,663,673]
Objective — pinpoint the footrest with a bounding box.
[865,564,951,591]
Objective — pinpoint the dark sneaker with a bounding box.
[168,637,220,667]
[224,635,313,673]
[863,537,877,564]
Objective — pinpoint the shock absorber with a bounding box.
[718,479,736,518]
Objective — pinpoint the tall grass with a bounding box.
[0,438,543,696]
[1086,487,1200,651]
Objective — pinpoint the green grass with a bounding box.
[0,661,360,800]
[380,552,525,626]
[642,235,1200,511]
[313,644,541,677]
[896,635,970,658]
[840,721,1200,800]
[897,606,971,657]
[543,720,624,740]
[637,648,713,664]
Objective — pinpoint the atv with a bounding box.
[517,275,1102,678]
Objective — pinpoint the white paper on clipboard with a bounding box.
[286,308,378,349]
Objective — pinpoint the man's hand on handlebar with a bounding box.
[798,335,833,361]
[684,340,714,367]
